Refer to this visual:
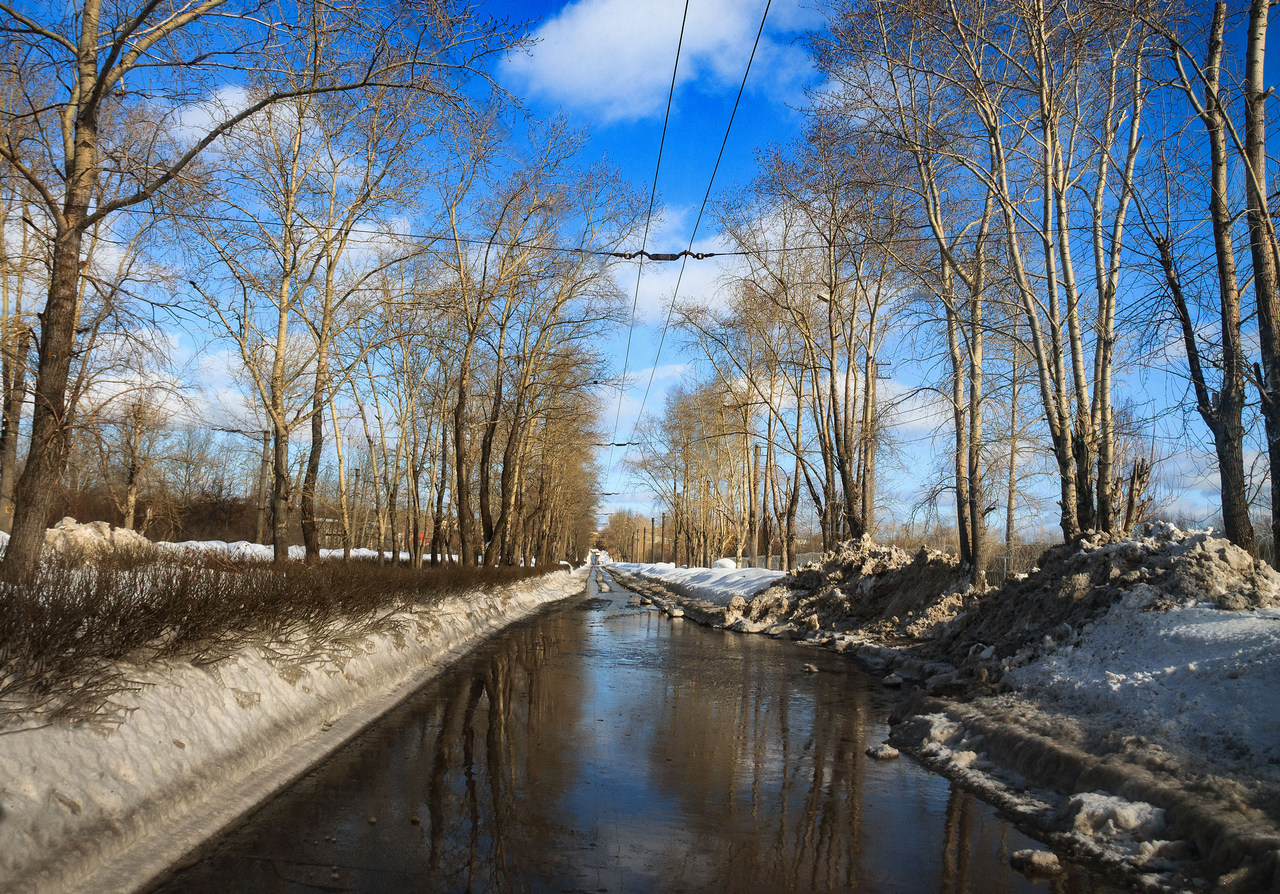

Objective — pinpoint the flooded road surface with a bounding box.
[150,569,1117,893]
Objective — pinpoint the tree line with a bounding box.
[0,0,637,575]
[629,0,1273,580]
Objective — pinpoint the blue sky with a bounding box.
[483,0,826,521]
[473,2,1280,538]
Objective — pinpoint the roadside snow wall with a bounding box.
[0,568,586,894]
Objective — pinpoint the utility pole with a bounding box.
[660,512,666,563]
[650,516,656,563]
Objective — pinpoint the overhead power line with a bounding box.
[617,0,774,477]
[606,0,692,480]
[73,193,1231,263]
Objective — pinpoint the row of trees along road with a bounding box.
[630,1,1277,583]
[0,0,640,576]
[4,1,1280,582]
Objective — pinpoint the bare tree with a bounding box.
[0,0,517,578]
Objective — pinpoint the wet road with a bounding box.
[149,568,1116,893]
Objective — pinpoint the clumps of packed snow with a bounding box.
[889,709,1211,883]
[1064,791,1168,841]
[0,566,585,894]
[40,517,156,560]
[1009,849,1062,876]
[711,557,737,569]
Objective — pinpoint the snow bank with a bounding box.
[606,560,781,605]
[155,539,422,563]
[1005,601,1280,782]
[0,568,586,894]
[885,525,1280,889]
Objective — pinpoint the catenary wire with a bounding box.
[59,202,1231,263]
[605,0,692,482]
[614,0,774,480]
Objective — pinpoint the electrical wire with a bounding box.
[615,0,774,477]
[605,0,692,482]
[40,197,1232,264]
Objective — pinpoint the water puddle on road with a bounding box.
[150,571,1120,893]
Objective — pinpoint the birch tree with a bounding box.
[0,0,517,579]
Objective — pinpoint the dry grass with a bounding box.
[0,550,550,725]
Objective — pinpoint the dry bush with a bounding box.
[0,550,550,725]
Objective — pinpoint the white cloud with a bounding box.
[170,85,252,146]
[504,0,820,123]
[611,207,734,322]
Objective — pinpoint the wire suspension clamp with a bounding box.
[605,249,718,261]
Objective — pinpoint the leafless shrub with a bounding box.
[0,550,549,725]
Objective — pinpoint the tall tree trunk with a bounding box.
[3,3,102,580]
[453,369,476,565]
[300,365,325,563]
[1155,231,1255,552]
[6,225,88,578]
[0,326,31,534]
[271,425,292,562]
[966,286,986,588]
[945,287,973,568]
[1242,0,1280,557]
[1005,352,1021,581]
[432,420,449,565]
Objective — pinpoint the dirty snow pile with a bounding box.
[982,525,1280,791]
[930,521,1280,672]
[891,524,1280,890]
[786,537,969,638]
[0,559,585,894]
[0,516,157,560]
[609,538,972,640]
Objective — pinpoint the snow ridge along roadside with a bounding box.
[0,567,587,894]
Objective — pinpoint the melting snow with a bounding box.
[0,556,585,894]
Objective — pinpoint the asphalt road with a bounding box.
[146,567,1116,893]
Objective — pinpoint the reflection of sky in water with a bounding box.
[152,572,1119,894]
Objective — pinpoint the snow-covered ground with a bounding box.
[0,552,586,894]
[157,538,418,562]
[1004,594,1280,782]
[606,560,781,605]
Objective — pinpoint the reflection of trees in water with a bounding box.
[421,619,584,891]
[941,786,1098,894]
[161,572,1116,893]
[643,623,874,892]
[939,787,974,893]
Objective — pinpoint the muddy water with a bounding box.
[149,570,1117,893]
